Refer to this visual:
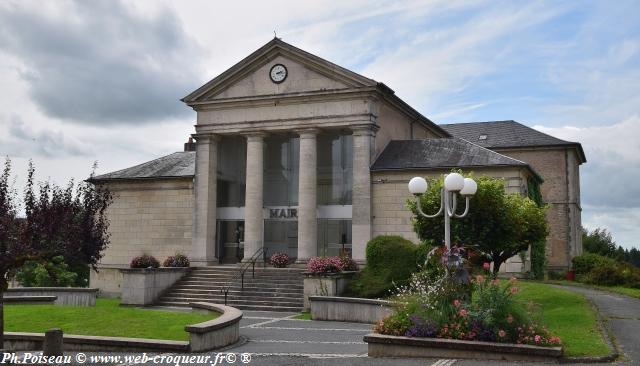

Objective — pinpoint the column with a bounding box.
[351,126,375,262]
[296,128,319,262]
[191,134,219,266]
[243,132,266,261]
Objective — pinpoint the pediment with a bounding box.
[183,39,377,104]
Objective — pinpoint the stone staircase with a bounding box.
[155,266,305,312]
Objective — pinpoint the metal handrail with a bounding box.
[221,247,268,305]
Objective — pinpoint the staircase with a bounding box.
[155,266,305,312]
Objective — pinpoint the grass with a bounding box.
[4,298,217,341]
[293,311,311,320]
[546,280,640,300]
[515,281,611,357]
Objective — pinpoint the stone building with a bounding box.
[89,39,585,294]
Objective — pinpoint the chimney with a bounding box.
[184,137,196,152]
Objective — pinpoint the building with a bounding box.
[89,39,585,294]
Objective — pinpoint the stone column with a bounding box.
[243,133,266,261]
[191,134,219,266]
[296,128,319,262]
[351,126,375,262]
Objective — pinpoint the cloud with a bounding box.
[583,206,640,250]
[0,0,202,125]
[1,115,92,157]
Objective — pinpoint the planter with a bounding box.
[302,271,356,310]
[309,296,393,324]
[120,267,191,305]
[364,333,562,362]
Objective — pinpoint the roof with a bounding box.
[371,138,542,180]
[440,120,586,163]
[89,152,195,182]
[181,38,450,138]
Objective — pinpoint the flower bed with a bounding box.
[371,245,562,358]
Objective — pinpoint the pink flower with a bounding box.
[510,287,519,294]
[507,314,514,324]
[498,330,506,338]
[509,277,517,284]
[491,279,499,286]
[475,275,485,283]
[483,262,491,270]
[535,335,541,343]
[453,299,461,308]
[458,309,468,317]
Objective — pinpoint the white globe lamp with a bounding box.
[444,173,465,192]
[408,177,428,195]
[460,178,477,196]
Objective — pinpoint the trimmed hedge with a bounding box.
[343,235,427,298]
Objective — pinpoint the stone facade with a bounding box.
[90,179,193,294]
[493,147,583,270]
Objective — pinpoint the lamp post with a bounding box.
[408,173,477,250]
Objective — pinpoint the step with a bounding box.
[186,276,303,283]
[167,289,303,297]
[158,297,303,308]
[155,301,303,312]
[178,281,303,288]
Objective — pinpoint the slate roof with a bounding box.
[89,152,195,182]
[440,120,586,162]
[371,138,541,180]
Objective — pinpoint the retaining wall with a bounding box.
[4,288,98,306]
[309,296,393,324]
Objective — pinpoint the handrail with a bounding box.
[220,247,268,305]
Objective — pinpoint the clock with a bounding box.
[269,64,287,83]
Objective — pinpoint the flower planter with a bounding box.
[302,271,356,310]
[364,333,562,362]
[120,267,191,305]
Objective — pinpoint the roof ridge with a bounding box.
[455,137,528,166]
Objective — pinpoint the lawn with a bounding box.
[515,281,611,357]
[4,298,217,341]
[293,311,311,320]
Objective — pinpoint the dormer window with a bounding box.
[479,134,488,140]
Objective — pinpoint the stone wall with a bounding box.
[90,179,194,294]
[495,147,582,270]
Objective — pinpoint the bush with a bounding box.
[163,253,190,268]
[547,270,566,281]
[572,253,617,275]
[584,265,625,286]
[270,252,290,268]
[344,235,423,298]
[307,256,344,273]
[130,255,160,269]
[15,256,78,287]
[339,256,358,271]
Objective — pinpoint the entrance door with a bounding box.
[217,220,244,264]
[264,220,298,259]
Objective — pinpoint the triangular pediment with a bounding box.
[182,38,377,104]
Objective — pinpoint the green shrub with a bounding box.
[15,256,78,287]
[572,253,617,275]
[343,235,424,298]
[547,270,566,281]
[584,265,625,286]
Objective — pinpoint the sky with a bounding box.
[0,0,638,249]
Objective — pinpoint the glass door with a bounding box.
[217,220,244,264]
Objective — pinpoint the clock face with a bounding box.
[269,64,287,83]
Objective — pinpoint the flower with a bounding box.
[498,329,506,338]
[510,287,519,294]
[507,314,514,324]
[475,275,485,283]
[535,335,541,343]
[509,277,517,284]
[483,262,491,270]
[458,309,468,317]
[453,299,461,308]
[491,279,499,286]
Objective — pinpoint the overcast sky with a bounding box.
[0,0,638,249]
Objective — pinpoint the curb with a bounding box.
[558,291,619,363]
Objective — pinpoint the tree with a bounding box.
[582,227,617,258]
[0,158,112,349]
[409,175,549,275]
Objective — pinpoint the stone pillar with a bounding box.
[297,129,319,262]
[351,126,375,262]
[243,133,266,261]
[191,134,219,266]
[43,328,64,356]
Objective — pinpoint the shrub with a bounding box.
[307,256,343,273]
[344,235,423,298]
[547,270,566,281]
[163,253,190,268]
[584,265,625,286]
[270,252,290,268]
[15,256,78,287]
[130,255,160,269]
[572,253,617,275]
